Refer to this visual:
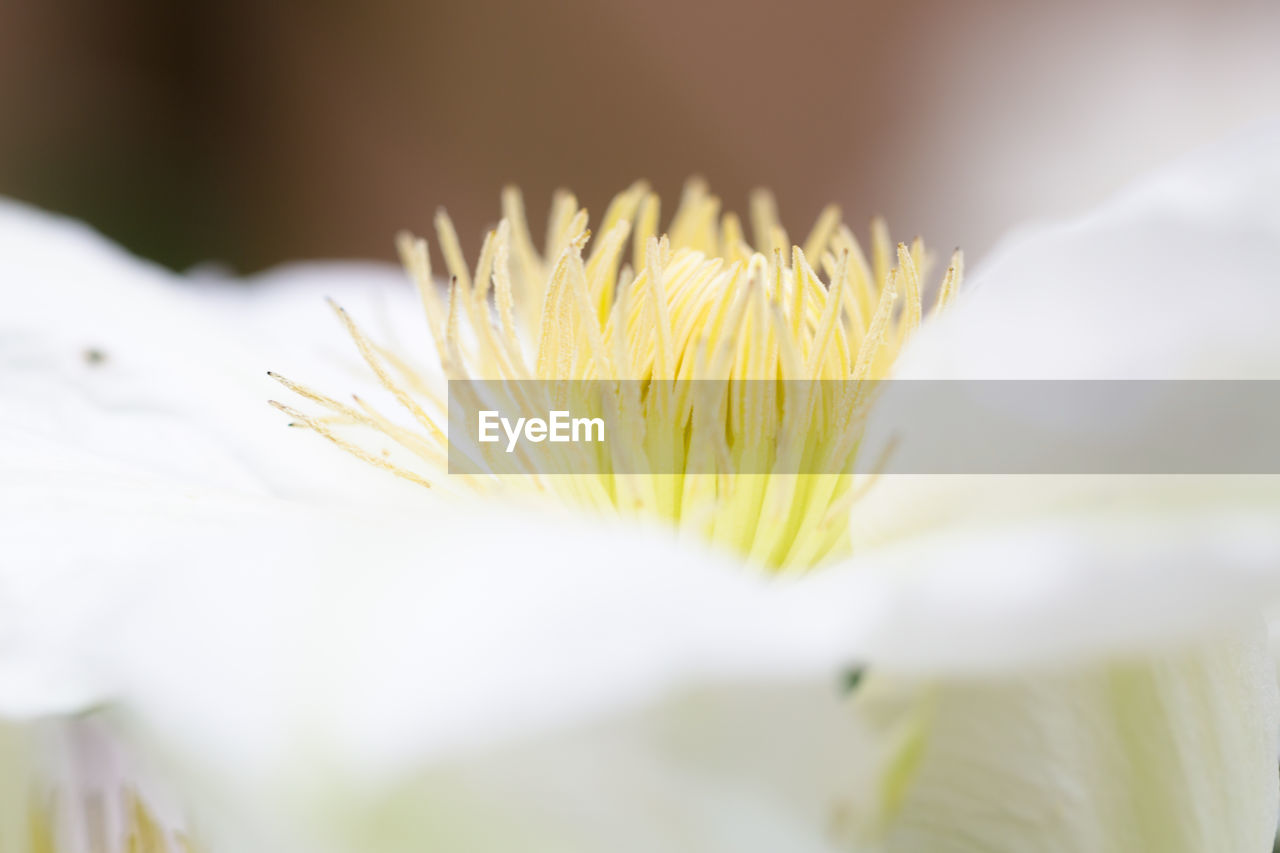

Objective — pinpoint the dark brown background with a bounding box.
[1,0,1276,272]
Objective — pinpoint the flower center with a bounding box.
[273,181,961,570]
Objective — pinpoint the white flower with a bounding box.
[1,122,1278,852]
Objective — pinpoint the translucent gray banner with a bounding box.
[446,380,1280,475]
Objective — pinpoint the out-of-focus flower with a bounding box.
[1,122,1278,852]
[1,719,195,853]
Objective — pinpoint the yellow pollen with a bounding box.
[273,180,962,570]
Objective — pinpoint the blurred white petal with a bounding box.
[841,121,1280,670]
[835,622,1279,853]
[0,196,866,851]
[0,432,879,851]
[253,684,859,853]
[0,199,426,505]
[894,119,1280,381]
[189,260,441,395]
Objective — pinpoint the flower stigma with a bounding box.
[272,180,962,570]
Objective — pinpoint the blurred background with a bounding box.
[1,0,1277,273]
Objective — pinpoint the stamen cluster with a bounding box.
[273,180,961,569]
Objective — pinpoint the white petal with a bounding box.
[252,684,858,853]
[189,260,442,397]
[0,444,874,850]
[896,119,1280,381]
[0,199,863,851]
[0,199,427,505]
[833,623,1279,853]
[839,121,1280,669]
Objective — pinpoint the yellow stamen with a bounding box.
[275,180,962,570]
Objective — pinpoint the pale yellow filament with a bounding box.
[273,180,962,570]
